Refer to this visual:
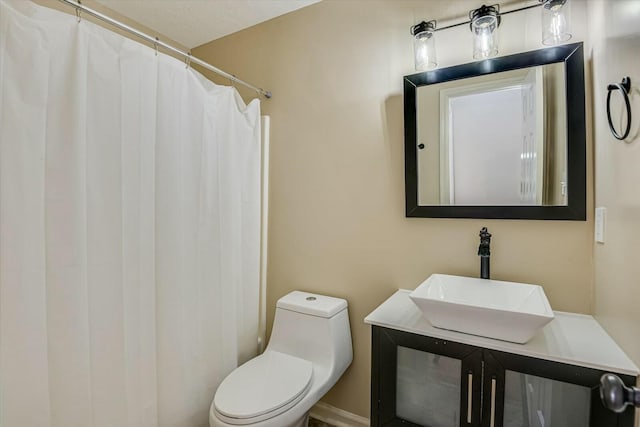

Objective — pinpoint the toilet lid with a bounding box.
[214,351,313,420]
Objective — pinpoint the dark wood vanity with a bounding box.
[366,291,638,427]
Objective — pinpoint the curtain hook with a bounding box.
[185,52,191,69]
[154,37,159,56]
[75,0,82,22]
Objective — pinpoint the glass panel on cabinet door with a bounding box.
[396,345,462,426]
[504,370,591,427]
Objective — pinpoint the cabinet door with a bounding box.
[482,349,635,427]
[371,326,482,427]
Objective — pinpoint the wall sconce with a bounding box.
[541,0,572,45]
[410,0,573,71]
[411,20,437,71]
[470,4,501,59]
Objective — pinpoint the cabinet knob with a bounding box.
[599,373,640,413]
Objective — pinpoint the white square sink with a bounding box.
[409,274,555,344]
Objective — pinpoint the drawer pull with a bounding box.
[490,377,497,427]
[467,372,473,423]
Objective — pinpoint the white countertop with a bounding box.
[365,290,639,376]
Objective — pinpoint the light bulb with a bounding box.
[470,5,500,59]
[478,27,493,57]
[472,19,499,59]
[542,0,572,45]
[550,11,567,39]
[411,21,437,71]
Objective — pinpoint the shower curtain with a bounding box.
[0,1,261,426]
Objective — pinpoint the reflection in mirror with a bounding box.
[417,63,567,206]
[404,43,586,220]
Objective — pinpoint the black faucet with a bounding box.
[478,227,491,279]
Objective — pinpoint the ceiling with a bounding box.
[94,0,320,49]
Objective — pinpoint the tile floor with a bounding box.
[308,417,335,427]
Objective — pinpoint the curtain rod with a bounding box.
[57,0,272,99]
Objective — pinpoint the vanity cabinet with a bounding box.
[371,326,634,427]
[365,291,639,427]
[372,326,482,426]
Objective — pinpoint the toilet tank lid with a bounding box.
[277,291,347,318]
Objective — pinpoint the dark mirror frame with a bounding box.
[404,42,586,220]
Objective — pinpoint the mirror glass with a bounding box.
[404,43,586,220]
[417,63,567,206]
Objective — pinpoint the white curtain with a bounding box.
[0,1,261,426]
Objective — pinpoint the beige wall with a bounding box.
[589,0,640,370]
[195,0,594,418]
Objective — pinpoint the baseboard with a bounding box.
[309,401,369,427]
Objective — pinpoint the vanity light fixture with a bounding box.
[410,0,573,70]
[540,0,572,46]
[411,20,437,71]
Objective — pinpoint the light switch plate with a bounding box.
[595,207,606,243]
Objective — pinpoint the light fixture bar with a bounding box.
[431,2,544,33]
[499,3,545,17]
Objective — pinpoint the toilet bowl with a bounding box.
[209,291,353,427]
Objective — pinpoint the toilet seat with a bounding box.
[213,351,313,425]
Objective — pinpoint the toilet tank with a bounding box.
[266,291,352,375]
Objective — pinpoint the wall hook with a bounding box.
[606,76,632,140]
[154,37,159,56]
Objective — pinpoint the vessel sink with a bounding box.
[409,274,554,344]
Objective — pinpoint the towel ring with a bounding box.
[606,77,632,141]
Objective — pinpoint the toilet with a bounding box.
[209,291,353,427]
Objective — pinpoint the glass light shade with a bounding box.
[471,14,499,59]
[542,0,572,45]
[414,29,437,71]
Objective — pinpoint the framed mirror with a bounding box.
[404,42,585,220]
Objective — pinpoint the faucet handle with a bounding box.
[479,227,491,241]
[478,227,491,256]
